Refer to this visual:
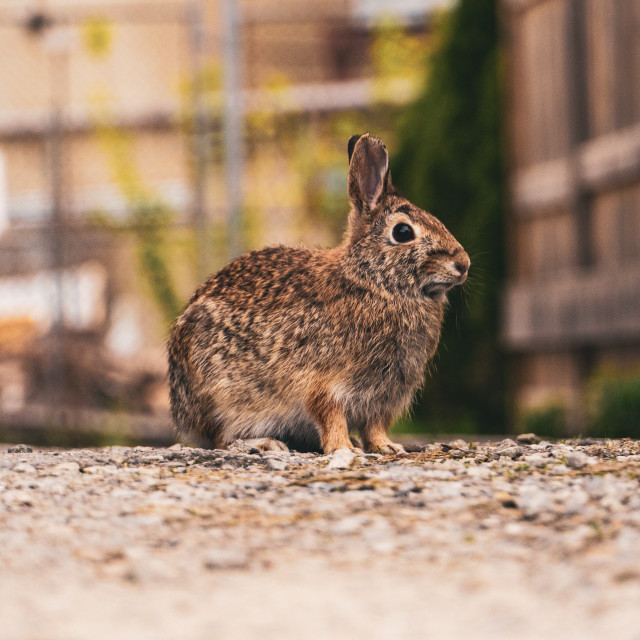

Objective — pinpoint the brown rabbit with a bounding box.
[168,134,469,454]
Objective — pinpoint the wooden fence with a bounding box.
[501,0,640,408]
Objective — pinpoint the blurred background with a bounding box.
[0,0,638,446]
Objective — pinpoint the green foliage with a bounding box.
[519,403,567,438]
[587,370,640,438]
[94,123,184,328]
[392,0,504,434]
[0,425,141,448]
[82,17,114,58]
[371,17,429,90]
[131,199,184,327]
[514,369,640,439]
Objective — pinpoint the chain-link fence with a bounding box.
[0,0,433,444]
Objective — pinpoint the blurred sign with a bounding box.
[0,261,106,331]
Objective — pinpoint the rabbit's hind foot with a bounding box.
[370,442,406,456]
[361,428,406,456]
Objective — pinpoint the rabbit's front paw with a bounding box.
[324,443,361,455]
[374,442,406,455]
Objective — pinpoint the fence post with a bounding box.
[44,20,72,421]
[187,0,211,282]
[222,0,244,261]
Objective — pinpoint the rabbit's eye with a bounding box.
[392,223,415,243]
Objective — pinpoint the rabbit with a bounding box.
[168,134,470,455]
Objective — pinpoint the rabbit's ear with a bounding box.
[348,134,391,213]
[347,135,361,164]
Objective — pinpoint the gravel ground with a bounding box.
[2,436,640,640]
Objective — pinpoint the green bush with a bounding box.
[519,403,567,439]
[588,371,640,438]
[393,0,504,434]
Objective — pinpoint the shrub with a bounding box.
[588,370,640,439]
[519,402,567,439]
[393,0,504,434]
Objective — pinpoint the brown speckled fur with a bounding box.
[168,134,470,454]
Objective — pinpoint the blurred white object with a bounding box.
[0,261,106,331]
[106,295,143,357]
[0,152,8,235]
[352,0,453,24]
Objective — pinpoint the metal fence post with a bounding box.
[187,0,211,282]
[222,0,244,261]
[45,20,72,420]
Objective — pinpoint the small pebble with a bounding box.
[563,490,589,515]
[203,549,249,571]
[499,446,522,459]
[403,443,423,453]
[523,454,548,468]
[331,514,369,535]
[566,451,588,470]
[327,448,356,470]
[517,433,540,445]
[81,466,102,475]
[266,458,287,471]
[494,491,517,508]
[584,476,606,499]
[517,487,553,519]
[13,463,37,473]
[7,444,33,454]
[2,490,34,507]
[53,462,81,473]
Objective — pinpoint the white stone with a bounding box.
[524,454,548,468]
[266,458,287,471]
[2,489,34,506]
[566,451,588,470]
[331,514,369,535]
[327,448,356,470]
[517,486,553,518]
[52,461,80,473]
[13,463,36,473]
[203,549,249,571]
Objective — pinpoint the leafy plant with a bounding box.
[82,17,114,59]
[519,402,567,438]
[94,122,184,327]
[587,369,640,438]
[392,0,504,434]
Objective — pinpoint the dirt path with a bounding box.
[2,438,640,639]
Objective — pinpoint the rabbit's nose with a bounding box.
[454,261,468,276]
[449,251,470,277]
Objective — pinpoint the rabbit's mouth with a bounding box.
[421,283,452,302]
[421,269,467,300]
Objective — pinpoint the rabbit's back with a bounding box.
[176,245,349,376]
